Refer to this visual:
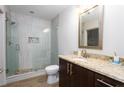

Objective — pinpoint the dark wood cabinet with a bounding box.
[59,58,70,87]
[95,73,124,87]
[59,58,124,87]
[59,58,94,87]
[71,63,94,87]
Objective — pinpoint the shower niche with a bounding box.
[28,37,40,43]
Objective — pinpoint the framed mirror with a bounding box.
[79,5,104,49]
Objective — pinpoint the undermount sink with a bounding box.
[73,57,87,62]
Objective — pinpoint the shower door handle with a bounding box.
[0,68,3,73]
[16,44,20,51]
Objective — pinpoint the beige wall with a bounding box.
[57,5,124,57]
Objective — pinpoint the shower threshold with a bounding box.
[6,69,46,84]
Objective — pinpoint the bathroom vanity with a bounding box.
[59,55,124,87]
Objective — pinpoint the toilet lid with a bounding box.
[45,65,59,70]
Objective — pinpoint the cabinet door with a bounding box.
[95,73,124,87]
[71,63,95,87]
[87,69,95,87]
[59,58,95,87]
[59,58,70,87]
[70,63,83,87]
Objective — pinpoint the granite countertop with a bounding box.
[59,55,124,83]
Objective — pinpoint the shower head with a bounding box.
[11,21,16,25]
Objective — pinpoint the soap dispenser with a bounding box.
[113,52,120,64]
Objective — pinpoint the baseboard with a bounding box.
[7,69,46,84]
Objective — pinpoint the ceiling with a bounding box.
[7,5,69,20]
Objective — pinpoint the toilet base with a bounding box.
[47,74,59,84]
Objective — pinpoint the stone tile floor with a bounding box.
[3,75,59,87]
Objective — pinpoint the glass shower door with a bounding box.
[31,30,51,71]
[6,18,19,76]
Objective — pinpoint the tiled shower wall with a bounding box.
[51,15,59,65]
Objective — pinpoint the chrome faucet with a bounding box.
[81,49,87,58]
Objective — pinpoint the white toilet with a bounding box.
[45,65,59,84]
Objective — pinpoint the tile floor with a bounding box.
[3,75,59,87]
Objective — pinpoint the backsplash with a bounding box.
[73,51,124,62]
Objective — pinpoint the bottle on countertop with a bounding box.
[113,51,120,64]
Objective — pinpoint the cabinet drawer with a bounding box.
[95,73,124,87]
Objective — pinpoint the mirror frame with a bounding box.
[78,5,104,49]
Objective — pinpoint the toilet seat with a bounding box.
[45,65,59,75]
[45,65,59,71]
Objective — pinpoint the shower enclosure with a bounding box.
[6,11,52,77]
[6,15,19,76]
